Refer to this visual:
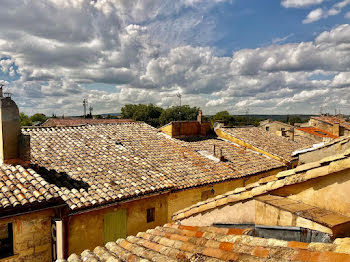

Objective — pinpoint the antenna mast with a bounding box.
[176,93,182,107]
[0,84,3,98]
[89,105,93,117]
[83,98,88,118]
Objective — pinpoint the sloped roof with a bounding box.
[0,164,60,210]
[65,223,350,262]
[218,127,314,163]
[19,122,280,212]
[311,116,350,130]
[41,118,133,127]
[172,149,350,221]
[296,127,339,139]
[174,138,285,175]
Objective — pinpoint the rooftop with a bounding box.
[11,122,283,212]
[217,127,314,163]
[41,118,133,127]
[175,137,285,176]
[296,127,339,139]
[65,223,350,262]
[311,116,350,130]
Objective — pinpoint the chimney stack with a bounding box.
[0,89,21,164]
[197,110,203,123]
[333,122,340,137]
[289,127,295,141]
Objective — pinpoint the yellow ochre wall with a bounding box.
[271,166,350,217]
[67,167,284,256]
[67,193,168,256]
[0,209,53,262]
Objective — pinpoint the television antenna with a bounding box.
[89,105,93,116]
[166,92,182,107]
[83,98,88,118]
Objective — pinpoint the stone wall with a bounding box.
[0,209,53,262]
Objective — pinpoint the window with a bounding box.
[265,126,269,131]
[281,128,285,131]
[147,208,155,223]
[0,223,13,259]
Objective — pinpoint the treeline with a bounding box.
[210,111,262,127]
[121,104,201,127]
[20,113,47,126]
[121,104,262,127]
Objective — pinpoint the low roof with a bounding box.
[41,118,133,127]
[311,116,350,130]
[0,164,62,215]
[296,127,338,139]
[17,122,283,212]
[218,127,314,163]
[172,149,350,221]
[65,223,350,262]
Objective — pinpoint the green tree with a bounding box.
[30,113,47,124]
[19,112,32,126]
[159,105,200,126]
[121,104,164,127]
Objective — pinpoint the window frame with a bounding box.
[146,208,155,223]
[0,223,14,259]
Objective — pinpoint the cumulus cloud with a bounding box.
[0,1,350,115]
[281,0,323,8]
[303,0,350,24]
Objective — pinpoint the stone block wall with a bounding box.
[0,209,53,262]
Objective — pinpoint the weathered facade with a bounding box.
[309,116,350,137]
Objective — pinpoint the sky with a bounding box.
[1,0,350,116]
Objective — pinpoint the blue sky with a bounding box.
[1,0,350,115]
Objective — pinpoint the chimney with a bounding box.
[333,122,340,137]
[0,90,21,164]
[197,110,203,123]
[289,127,294,141]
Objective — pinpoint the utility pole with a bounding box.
[83,98,88,118]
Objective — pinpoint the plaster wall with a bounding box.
[255,201,332,234]
[298,139,350,164]
[0,98,20,162]
[67,194,168,256]
[260,122,291,134]
[0,209,53,262]
[271,168,350,217]
[180,200,255,227]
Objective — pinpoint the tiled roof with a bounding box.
[65,223,350,262]
[41,118,133,127]
[294,136,350,156]
[0,164,60,210]
[175,138,285,175]
[296,127,339,139]
[20,122,261,211]
[312,116,350,130]
[218,127,314,162]
[172,149,350,221]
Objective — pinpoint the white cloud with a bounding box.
[303,8,324,24]
[281,0,323,8]
[0,1,350,115]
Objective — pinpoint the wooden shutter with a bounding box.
[104,209,127,243]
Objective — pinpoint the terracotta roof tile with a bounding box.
[296,127,338,139]
[41,118,133,127]
[65,223,350,262]
[311,116,350,130]
[9,122,284,212]
[219,127,314,162]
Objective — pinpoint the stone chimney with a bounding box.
[289,127,294,141]
[0,89,21,164]
[197,110,203,123]
[333,122,340,137]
